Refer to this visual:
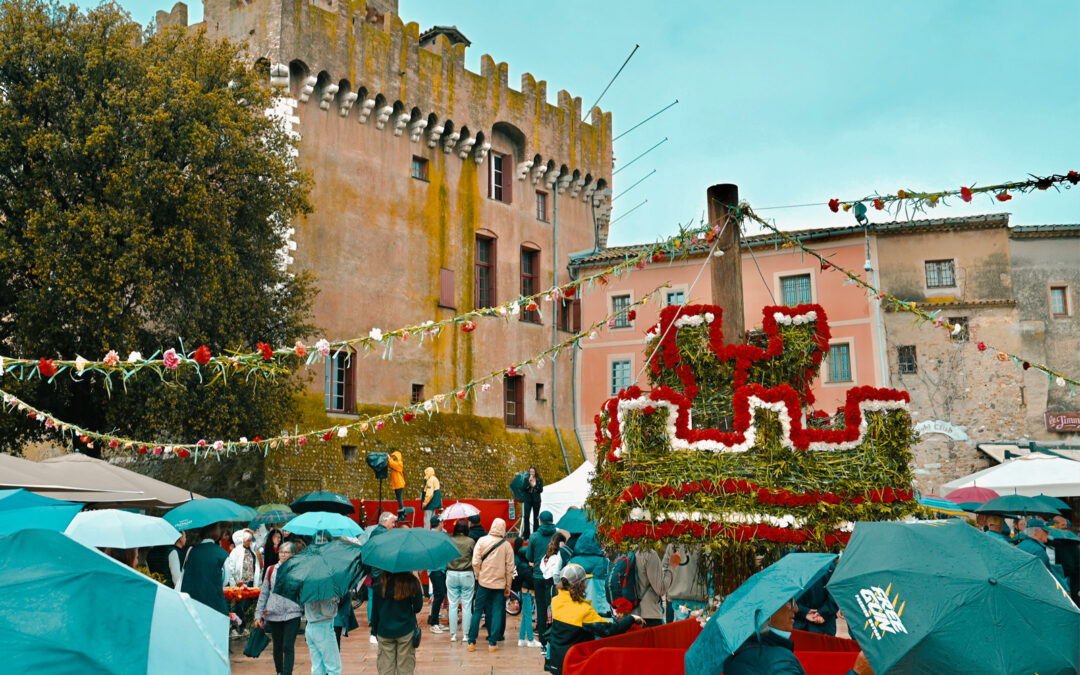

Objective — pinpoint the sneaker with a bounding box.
[488,645,499,653]
[467,643,475,652]
[430,625,444,634]
[369,635,378,645]
[518,639,525,646]
[528,640,542,648]
[450,634,457,642]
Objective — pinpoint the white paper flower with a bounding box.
[423,399,434,412]
[337,427,348,438]
[316,339,331,357]
[369,328,383,342]
[239,437,248,444]
[1056,376,1066,387]
[481,383,492,392]
[74,356,88,373]
[537,358,546,369]
[127,351,143,363]
[589,331,598,340]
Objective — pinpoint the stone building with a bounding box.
[154,0,613,501]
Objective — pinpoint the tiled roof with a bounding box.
[1009,224,1080,238]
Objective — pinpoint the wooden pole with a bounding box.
[707,183,744,341]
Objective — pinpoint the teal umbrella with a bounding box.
[274,539,364,603]
[283,511,363,538]
[684,552,837,675]
[509,471,529,502]
[1049,528,1080,543]
[0,529,228,673]
[291,491,355,516]
[954,501,984,512]
[828,520,1080,675]
[250,509,295,526]
[1033,494,1070,512]
[0,488,84,535]
[360,527,461,573]
[556,507,596,534]
[256,503,292,514]
[975,494,1055,516]
[163,498,256,531]
[64,509,180,549]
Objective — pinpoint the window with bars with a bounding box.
[411,384,424,404]
[521,248,540,323]
[612,294,632,328]
[324,351,355,412]
[925,260,956,288]
[827,343,852,382]
[897,345,918,374]
[475,236,495,309]
[504,374,524,427]
[411,156,428,181]
[536,191,548,221]
[489,153,510,203]
[666,290,685,306]
[1051,286,1069,317]
[948,316,969,341]
[780,274,812,306]
[611,360,632,395]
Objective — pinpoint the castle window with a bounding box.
[535,383,545,402]
[520,248,540,323]
[536,191,548,221]
[1051,286,1070,317]
[925,259,956,288]
[488,153,511,203]
[411,156,428,181]
[411,384,424,404]
[666,290,685,306]
[324,350,355,412]
[504,374,524,428]
[475,235,496,309]
[558,298,581,333]
[897,345,918,374]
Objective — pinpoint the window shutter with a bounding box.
[504,154,513,203]
[572,299,582,332]
[487,156,494,199]
[439,268,455,308]
[324,359,332,410]
[343,353,356,411]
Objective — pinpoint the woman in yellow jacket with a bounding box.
[388,451,405,512]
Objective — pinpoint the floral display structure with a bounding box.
[586,303,919,592]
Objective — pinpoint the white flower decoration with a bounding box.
[481,383,492,392]
[337,427,348,438]
[423,399,434,412]
[127,351,143,363]
[369,328,383,342]
[74,356,88,373]
[316,339,331,357]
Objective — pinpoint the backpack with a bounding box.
[606,552,638,612]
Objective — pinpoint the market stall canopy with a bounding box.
[942,453,1080,498]
[542,461,595,524]
[0,453,199,507]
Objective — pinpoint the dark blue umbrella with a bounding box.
[290,491,355,516]
[360,528,461,573]
[684,552,837,675]
[0,489,84,535]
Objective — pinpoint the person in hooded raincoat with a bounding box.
[567,531,611,617]
[527,510,558,643]
[421,467,442,531]
[388,451,406,512]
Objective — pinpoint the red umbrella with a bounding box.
[944,486,1000,504]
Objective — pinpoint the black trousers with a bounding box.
[394,487,404,511]
[522,501,540,539]
[428,570,447,625]
[268,616,300,675]
[534,578,552,644]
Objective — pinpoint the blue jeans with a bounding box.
[518,589,535,641]
[304,620,341,675]
[467,585,505,647]
[446,571,474,639]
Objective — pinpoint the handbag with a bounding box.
[411,625,422,649]
[243,625,270,658]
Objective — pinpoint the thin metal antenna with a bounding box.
[611,199,648,224]
[583,44,639,121]
[613,99,678,141]
[613,169,655,201]
[614,137,668,175]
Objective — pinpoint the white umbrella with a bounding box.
[440,501,480,521]
[64,509,181,549]
[942,453,1080,498]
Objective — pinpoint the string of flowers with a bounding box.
[741,205,1080,393]
[0,214,731,389]
[826,170,1079,218]
[0,283,670,460]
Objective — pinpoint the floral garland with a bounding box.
[602,521,852,548]
[0,284,669,458]
[614,478,914,507]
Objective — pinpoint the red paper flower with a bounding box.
[611,597,634,616]
[873,198,884,210]
[375,420,385,430]
[1068,170,1079,185]
[995,192,1012,202]
[960,186,973,202]
[457,390,467,400]
[256,342,273,360]
[152,447,163,456]
[176,448,190,459]
[108,439,119,448]
[563,286,577,298]
[461,321,477,333]
[193,345,212,365]
[1022,361,1031,370]
[651,252,664,262]
[526,301,538,312]
[253,436,262,443]
[627,310,636,321]
[38,358,58,378]
[297,437,307,446]
[403,412,415,422]
[138,446,148,455]
[321,431,333,441]
[977,341,987,351]
[828,198,840,213]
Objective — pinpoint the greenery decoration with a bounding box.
[586,304,918,593]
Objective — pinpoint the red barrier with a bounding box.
[356,498,512,531]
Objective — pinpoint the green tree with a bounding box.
[0,0,316,458]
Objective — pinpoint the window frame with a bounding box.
[775,270,816,306]
[897,345,918,375]
[520,247,541,324]
[823,338,856,386]
[488,152,511,203]
[558,298,581,333]
[1050,285,1070,317]
[924,259,957,289]
[665,288,687,306]
[504,374,525,428]
[411,155,429,181]
[608,291,634,330]
[411,383,424,405]
[324,350,356,412]
[536,190,548,222]
[474,234,496,310]
[609,357,634,396]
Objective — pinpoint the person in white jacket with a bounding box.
[224,529,261,634]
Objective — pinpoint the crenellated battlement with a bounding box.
[163,0,613,230]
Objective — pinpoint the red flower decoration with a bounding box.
[563,286,577,298]
[828,198,840,213]
[176,448,190,459]
[256,342,273,360]
[627,310,636,321]
[321,431,333,441]
[138,446,148,455]
[1068,171,1079,185]
[651,252,664,262]
[375,420,385,431]
[403,412,415,422]
[253,436,262,443]
[526,301,538,312]
[995,192,1012,202]
[193,345,212,365]
[461,321,477,333]
[108,439,119,448]
[457,390,467,400]
[38,358,58,378]
[873,198,884,210]
[611,597,634,616]
[960,186,973,202]
[977,341,987,351]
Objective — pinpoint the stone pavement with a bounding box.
[230,601,546,674]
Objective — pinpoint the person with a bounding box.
[793,564,838,635]
[262,528,283,569]
[724,598,874,675]
[421,467,442,531]
[521,466,544,540]
[467,513,486,542]
[665,544,708,622]
[544,564,643,674]
[334,587,359,647]
[304,594,341,675]
[366,511,398,645]
[527,510,558,643]
[219,526,235,554]
[567,531,611,618]
[1050,515,1079,603]
[515,538,542,647]
[371,570,423,675]
[635,547,671,627]
[105,547,138,567]
[984,515,1011,543]
[180,523,230,616]
[388,451,406,512]
[541,531,568,585]
[446,519,476,644]
[1017,519,1052,570]
[467,517,515,653]
[147,532,185,589]
[255,541,303,675]
[224,529,262,632]
[426,555,448,634]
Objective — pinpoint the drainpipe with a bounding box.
[551,186,571,474]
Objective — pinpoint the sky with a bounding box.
[88,1,1080,245]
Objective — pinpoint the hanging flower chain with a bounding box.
[1,284,670,459]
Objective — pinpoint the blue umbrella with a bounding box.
[163,498,256,531]
[283,511,363,538]
[684,552,837,675]
[0,529,228,673]
[64,509,181,549]
[0,488,84,535]
[360,527,462,573]
[556,507,597,534]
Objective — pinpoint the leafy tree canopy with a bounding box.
[0,0,316,455]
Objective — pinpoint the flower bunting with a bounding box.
[193,346,212,365]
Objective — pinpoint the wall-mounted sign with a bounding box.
[1045,412,1080,433]
[914,420,969,442]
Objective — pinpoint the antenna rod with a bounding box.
[613,169,655,202]
[613,99,678,141]
[583,44,639,121]
[611,199,648,224]
[613,137,668,175]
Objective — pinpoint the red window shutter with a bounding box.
[439,268,455,308]
[572,299,582,332]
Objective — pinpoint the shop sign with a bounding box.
[914,420,969,441]
[1045,412,1080,432]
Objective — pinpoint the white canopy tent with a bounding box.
[541,461,595,523]
[942,453,1080,498]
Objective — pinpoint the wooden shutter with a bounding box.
[343,352,356,411]
[572,299,582,332]
[504,154,513,203]
[439,268,455,309]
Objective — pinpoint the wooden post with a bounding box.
[707,183,744,341]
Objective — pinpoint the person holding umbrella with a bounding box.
[521,466,544,539]
[255,541,303,675]
[389,451,406,513]
[467,518,515,653]
[372,571,424,674]
[147,532,186,590]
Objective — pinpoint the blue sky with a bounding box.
[89,1,1079,245]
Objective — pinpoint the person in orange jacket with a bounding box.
[388,451,405,513]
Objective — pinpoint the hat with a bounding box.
[539,511,554,523]
[559,563,587,586]
[1027,518,1049,531]
[468,514,481,524]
